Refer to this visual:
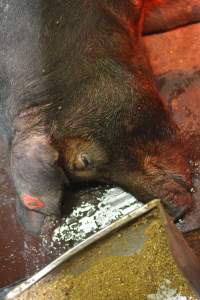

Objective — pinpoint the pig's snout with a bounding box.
[159,175,193,220]
[143,146,194,219]
[113,142,194,220]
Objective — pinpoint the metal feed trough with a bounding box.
[5,199,200,300]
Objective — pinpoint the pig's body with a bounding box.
[0,0,197,233]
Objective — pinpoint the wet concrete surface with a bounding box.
[0,22,200,293]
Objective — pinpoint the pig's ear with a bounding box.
[11,135,68,218]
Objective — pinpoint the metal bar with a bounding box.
[159,203,200,299]
[5,199,159,300]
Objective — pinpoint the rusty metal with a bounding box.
[159,203,200,299]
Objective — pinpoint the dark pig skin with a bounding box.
[0,0,198,233]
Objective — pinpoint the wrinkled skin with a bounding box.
[0,0,199,234]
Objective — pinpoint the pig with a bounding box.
[0,0,197,233]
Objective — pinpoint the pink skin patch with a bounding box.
[22,194,45,210]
